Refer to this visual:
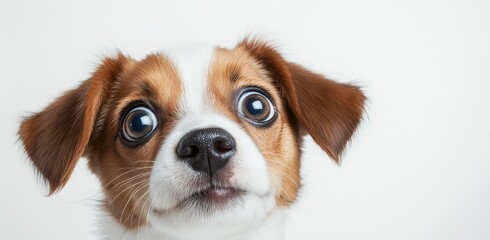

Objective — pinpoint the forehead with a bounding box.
[163,46,216,114]
[130,45,274,111]
[113,45,278,125]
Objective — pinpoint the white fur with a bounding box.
[163,45,214,115]
[100,208,288,240]
[100,46,285,240]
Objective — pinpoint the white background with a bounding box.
[1,0,489,239]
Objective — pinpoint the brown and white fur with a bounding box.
[19,38,365,240]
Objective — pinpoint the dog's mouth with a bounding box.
[196,186,244,202]
[152,186,245,215]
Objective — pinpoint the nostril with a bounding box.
[213,139,234,154]
[186,145,200,157]
[177,144,200,158]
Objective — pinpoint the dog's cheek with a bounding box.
[238,107,302,206]
[94,118,174,229]
[228,128,272,195]
[95,150,153,229]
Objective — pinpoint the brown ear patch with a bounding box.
[19,54,132,194]
[288,63,366,163]
[238,38,366,163]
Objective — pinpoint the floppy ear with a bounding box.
[238,39,365,164]
[19,54,131,194]
[286,63,365,163]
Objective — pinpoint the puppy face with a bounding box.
[19,39,365,237]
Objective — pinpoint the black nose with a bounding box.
[176,128,236,177]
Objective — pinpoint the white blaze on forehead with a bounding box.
[163,46,216,116]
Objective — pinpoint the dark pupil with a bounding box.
[130,113,149,132]
[246,97,264,115]
[127,111,153,138]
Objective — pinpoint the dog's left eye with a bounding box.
[237,89,276,125]
[121,106,158,143]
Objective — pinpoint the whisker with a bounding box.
[101,167,153,190]
[109,178,150,206]
[120,181,149,227]
[129,188,150,227]
[135,190,151,240]
[108,172,151,193]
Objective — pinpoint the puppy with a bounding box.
[19,38,365,240]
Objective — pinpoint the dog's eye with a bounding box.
[237,89,276,125]
[121,106,158,143]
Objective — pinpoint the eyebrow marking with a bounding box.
[138,81,155,98]
[230,69,240,82]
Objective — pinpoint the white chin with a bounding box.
[148,192,274,239]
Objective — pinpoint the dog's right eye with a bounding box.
[236,88,277,126]
[121,106,158,144]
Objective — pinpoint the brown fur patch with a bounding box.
[19,54,133,194]
[238,38,366,163]
[208,47,302,206]
[95,53,182,228]
[20,53,182,229]
[236,38,366,204]
[287,63,366,163]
